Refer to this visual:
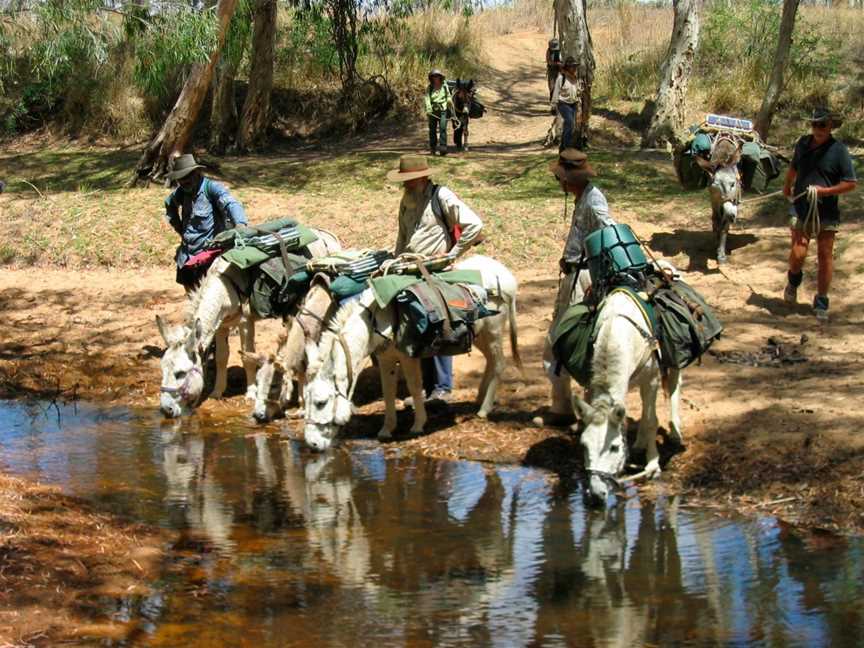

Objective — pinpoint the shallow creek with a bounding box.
[1,400,862,647]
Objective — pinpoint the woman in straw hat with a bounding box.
[550,56,584,151]
[425,69,455,156]
[535,148,616,428]
[386,153,485,405]
[164,153,247,291]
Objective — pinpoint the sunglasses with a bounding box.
[811,121,829,129]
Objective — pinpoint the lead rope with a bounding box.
[801,185,821,236]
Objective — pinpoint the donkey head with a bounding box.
[303,333,353,451]
[575,395,628,507]
[246,350,294,423]
[157,315,207,418]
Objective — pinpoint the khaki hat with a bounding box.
[386,154,437,183]
[549,148,595,181]
[165,154,206,181]
[428,69,445,81]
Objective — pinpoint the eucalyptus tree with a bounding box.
[210,0,252,153]
[754,0,800,140]
[130,0,240,185]
[236,0,276,150]
[642,0,700,149]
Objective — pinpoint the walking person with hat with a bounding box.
[545,39,562,102]
[782,108,857,322]
[387,154,484,405]
[425,69,455,156]
[535,149,616,427]
[164,154,248,292]
[551,57,585,151]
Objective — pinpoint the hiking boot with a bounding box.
[813,295,829,322]
[426,389,452,406]
[402,392,425,410]
[783,283,798,304]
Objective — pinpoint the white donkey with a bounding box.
[157,229,341,418]
[303,255,521,451]
[574,289,683,507]
[247,277,336,422]
[705,136,741,264]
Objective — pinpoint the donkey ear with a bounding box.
[304,341,321,377]
[185,318,201,356]
[155,315,171,345]
[573,395,594,421]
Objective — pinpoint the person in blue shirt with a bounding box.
[164,154,248,290]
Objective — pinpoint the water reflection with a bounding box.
[0,401,862,647]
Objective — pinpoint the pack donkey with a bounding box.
[156,229,341,418]
[246,277,336,422]
[303,255,521,451]
[574,289,683,507]
[703,136,742,264]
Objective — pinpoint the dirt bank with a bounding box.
[0,472,165,646]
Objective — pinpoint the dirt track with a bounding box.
[1,31,864,535]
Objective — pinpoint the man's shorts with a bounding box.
[788,205,839,237]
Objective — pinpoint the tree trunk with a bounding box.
[641,0,700,149]
[129,0,240,186]
[236,0,276,151]
[554,0,595,149]
[210,58,240,153]
[754,0,800,141]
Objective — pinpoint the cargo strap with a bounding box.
[416,259,455,338]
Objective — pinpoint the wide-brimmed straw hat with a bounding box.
[808,107,843,128]
[386,154,437,183]
[165,154,206,181]
[428,69,445,81]
[549,148,595,183]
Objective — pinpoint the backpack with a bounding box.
[429,184,462,249]
[649,278,723,369]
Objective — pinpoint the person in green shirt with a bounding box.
[424,69,454,156]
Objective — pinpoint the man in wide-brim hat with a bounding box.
[535,148,616,428]
[782,107,857,322]
[164,153,248,291]
[425,69,454,156]
[387,153,484,406]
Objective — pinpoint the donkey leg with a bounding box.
[475,323,505,419]
[666,368,684,447]
[377,354,400,440]
[636,372,661,477]
[716,226,729,265]
[212,330,230,399]
[240,309,257,399]
[401,357,428,435]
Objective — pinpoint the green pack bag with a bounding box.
[395,280,489,358]
[249,253,310,318]
[739,141,781,194]
[584,224,649,289]
[651,279,723,369]
[549,303,597,385]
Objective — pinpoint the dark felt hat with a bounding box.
[165,154,206,181]
[808,107,843,128]
[549,148,596,182]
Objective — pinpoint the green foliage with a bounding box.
[132,7,219,99]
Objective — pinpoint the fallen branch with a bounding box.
[21,180,45,199]
[755,496,797,508]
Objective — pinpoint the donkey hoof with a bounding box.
[716,255,728,265]
[476,409,489,419]
[377,428,393,441]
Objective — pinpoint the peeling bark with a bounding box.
[554,0,595,149]
[236,0,276,151]
[642,0,700,149]
[129,0,240,186]
[755,0,800,141]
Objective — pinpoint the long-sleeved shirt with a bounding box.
[395,183,483,258]
[165,177,247,268]
[562,183,615,263]
[424,83,453,115]
[551,73,580,107]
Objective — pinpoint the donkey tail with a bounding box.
[507,293,523,371]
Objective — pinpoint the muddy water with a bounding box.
[1,401,863,647]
